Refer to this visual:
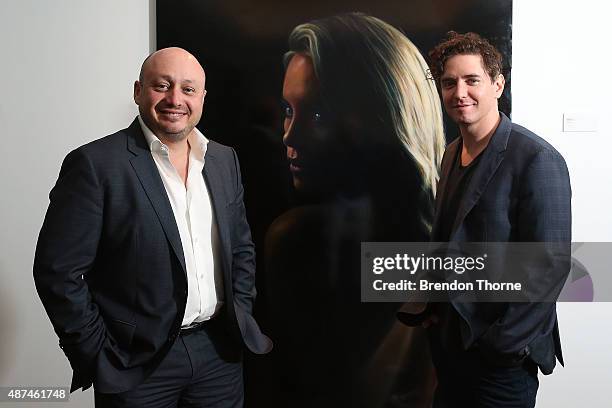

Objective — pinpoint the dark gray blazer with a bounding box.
[34,119,271,393]
[432,112,571,374]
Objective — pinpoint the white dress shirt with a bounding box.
[139,116,223,327]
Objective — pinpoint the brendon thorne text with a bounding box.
[372,279,522,292]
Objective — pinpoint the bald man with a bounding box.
[34,48,271,407]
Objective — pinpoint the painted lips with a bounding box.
[288,160,307,173]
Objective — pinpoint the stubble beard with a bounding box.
[158,125,194,143]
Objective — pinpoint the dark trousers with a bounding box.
[95,320,243,408]
[428,304,539,408]
[433,359,538,408]
[430,335,538,408]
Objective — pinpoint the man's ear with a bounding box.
[494,74,505,98]
[133,80,141,105]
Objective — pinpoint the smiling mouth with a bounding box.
[158,110,187,119]
[454,102,476,109]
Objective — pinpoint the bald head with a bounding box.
[139,47,205,84]
[134,47,207,143]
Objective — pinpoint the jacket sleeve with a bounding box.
[33,148,107,390]
[228,148,257,315]
[477,147,572,358]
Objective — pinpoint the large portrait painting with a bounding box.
[157,1,512,406]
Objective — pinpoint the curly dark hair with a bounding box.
[428,31,503,83]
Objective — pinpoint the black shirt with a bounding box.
[437,140,484,242]
[434,139,485,353]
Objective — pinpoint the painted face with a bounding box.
[134,48,206,142]
[281,53,346,195]
[440,54,504,130]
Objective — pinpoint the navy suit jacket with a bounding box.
[34,119,271,393]
[431,113,571,374]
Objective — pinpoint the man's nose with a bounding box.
[455,81,468,99]
[165,87,182,107]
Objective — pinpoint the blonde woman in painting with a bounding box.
[264,12,445,407]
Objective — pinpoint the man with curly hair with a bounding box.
[404,32,572,407]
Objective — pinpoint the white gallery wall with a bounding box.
[0,1,150,407]
[513,0,611,406]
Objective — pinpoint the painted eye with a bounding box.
[312,112,323,122]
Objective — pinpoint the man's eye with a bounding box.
[441,82,454,89]
[184,87,196,94]
[467,79,479,85]
[155,84,169,91]
[312,112,323,122]
[284,106,293,118]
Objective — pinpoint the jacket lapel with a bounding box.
[202,150,232,284]
[126,119,187,276]
[450,113,512,238]
[432,139,459,240]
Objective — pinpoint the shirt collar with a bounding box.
[138,115,209,160]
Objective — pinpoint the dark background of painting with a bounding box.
[157,0,512,248]
[156,0,512,142]
[157,0,512,404]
